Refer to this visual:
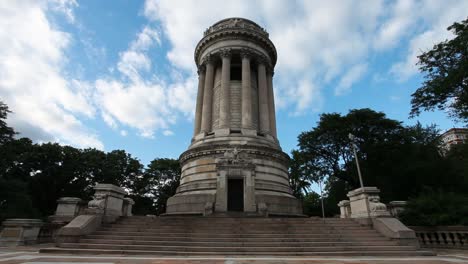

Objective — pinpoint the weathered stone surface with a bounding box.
[166,18,301,216]
[0,219,43,246]
[347,187,391,218]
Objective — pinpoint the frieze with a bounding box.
[203,18,269,38]
[195,31,277,67]
[179,144,290,165]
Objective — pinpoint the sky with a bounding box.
[1,0,467,166]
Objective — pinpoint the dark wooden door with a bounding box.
[227,179,244,211]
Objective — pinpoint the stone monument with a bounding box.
[166,18,302,216]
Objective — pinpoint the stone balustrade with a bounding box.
[411,226,468,249]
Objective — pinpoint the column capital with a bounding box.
[240,48,253,59]
[219,48,232,58]
[256,54,268,66]
[266,66,274,76]
[197,64,206,75]
[202,53,215,65]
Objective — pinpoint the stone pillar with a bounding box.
[241,51,253,130]
[87,183,127,223]
[49,197,86,224]
[257,58,270,134]
[200,56,215,133]
[0,219,43,246]
[122,198,135,216]
[193,65,206,136]
[215,170,228,212]
[219,49,231,129]
[267,69,277,138]
[338,200,351,218]
[347,187,390,218]
[388,201,407,218]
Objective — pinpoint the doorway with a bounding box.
[227,178,244,211]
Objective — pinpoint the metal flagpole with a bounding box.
[319,180,325,219]
[348,133,371,219]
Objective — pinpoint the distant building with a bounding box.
[440,128,468,152]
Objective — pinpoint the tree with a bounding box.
[0,101,16,145]
[410,18,468,123]
[293,108,455,205]
[138,158,181,215]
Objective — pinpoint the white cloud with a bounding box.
[373,0,416,50]
[143,0,468,114]
[389,0,468,81]
[163,130,174,136]
[94,24,194,138]
[120,130,128,136]
[144,0,384,114]
[0,0,103,149]
[335,64,368,96]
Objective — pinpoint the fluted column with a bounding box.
[193,65,206,136]
[200,56,214,133]
[219,49,231,128]
[267,68,277,138]
[241,51,252,129]
[257,57,270,134]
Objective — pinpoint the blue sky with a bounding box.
[1,0,467,166]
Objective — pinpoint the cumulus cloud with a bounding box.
[144,0,468,114]
[143,0,382,114]
[0,0,103,149]
[2,0,467,149]
[335,64,368,96]
[389,0,468,81]
[94,24,195,138]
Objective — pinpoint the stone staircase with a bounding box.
[41,216,433,256]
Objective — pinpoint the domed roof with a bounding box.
[194,17,277,67]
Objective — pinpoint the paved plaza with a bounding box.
[1,247,468,264]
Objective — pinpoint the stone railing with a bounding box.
[410,226,468,249]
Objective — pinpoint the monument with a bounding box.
[166,18,302,216]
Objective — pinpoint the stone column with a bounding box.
[241,50,253,129]
[257,58,270,134]
[267,69,277,138]
[219,49,231,129]
[193,65,205,136]
[200,56,215,133]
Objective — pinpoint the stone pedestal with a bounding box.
[347,187,390,218]
[87,184,127,223]
[338,200,351,218]
[388,201,407,217]
[0,219,43,246]
[49,197,86,224]
[122,198,135,216]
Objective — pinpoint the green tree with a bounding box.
[137,158,181,215]
[293,109,454,205]
[0,101,16,145]
[410,18,468,123]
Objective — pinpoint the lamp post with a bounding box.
[318,179,325,220]
[348,133,364,188]
[348,133,371,218]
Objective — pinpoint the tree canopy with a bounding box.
[410,18,468,123]
[292,108,467,220]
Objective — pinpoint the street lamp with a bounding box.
[348,133,364,188]
[348,133,371,218]
[318,179,325,220]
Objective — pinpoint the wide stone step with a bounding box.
[105,224,371,229]
[79,238,399,247]
[60,242,418,253]
[92,231,383,238]
[98,226,377,233]
[40,247,435,256]
[85,234,391,242]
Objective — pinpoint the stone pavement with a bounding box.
[1,248,468,264]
